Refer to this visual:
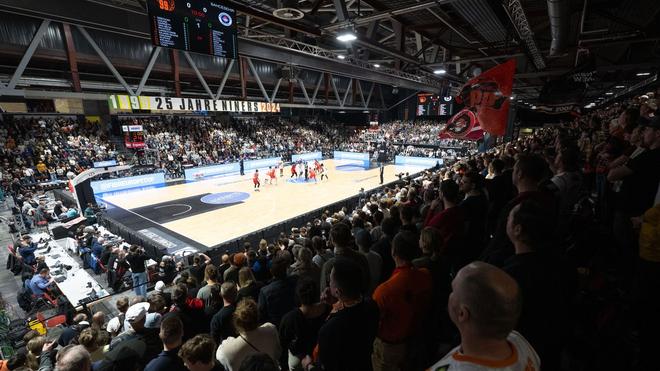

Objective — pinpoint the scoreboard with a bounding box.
[416,94,455,117]
[147,0,238,59]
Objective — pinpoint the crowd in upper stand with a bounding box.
[0,116,474,188]
[5,91,660,371]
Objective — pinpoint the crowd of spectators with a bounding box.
[8,90,659,371]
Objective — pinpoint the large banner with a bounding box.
[440,109,484,141]
[451,58,516,137]
[292,152,322,162]
[184,162,240,181]
[109,95,280,113]
[244,157,281,171]
[91,173,165,194]
[395,155,443,168]
[333,151,370,168]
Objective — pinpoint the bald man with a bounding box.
[428,261,540,370]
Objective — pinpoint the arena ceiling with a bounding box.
[0,0,658,105]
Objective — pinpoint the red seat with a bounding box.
[44,314,67,328]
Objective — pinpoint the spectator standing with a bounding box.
[371,231,432,371]
[179,335,224,371]
[258,256,297,328]
[428,262,540,370]
[279,278,331,371]
[144,316,187,371]
[306,257,379,371]
[210,282,238,345]
[216,299,281,371]
[126,245,149,297]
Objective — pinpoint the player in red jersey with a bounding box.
[309,167,317,183]
[253,169,260,191]
[291,163,298,178]
[314,159,321,172]
[268,166,277,185]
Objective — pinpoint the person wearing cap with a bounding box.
[106,297,130,337]
[108,302,161,366]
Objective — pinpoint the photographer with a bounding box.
[126,245,150,297]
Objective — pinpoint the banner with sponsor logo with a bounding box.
[91,173,165,194]
[184,162,240,181]
[333,151,370,168]
[109,95,280,113]
[394,155,443,168]
[292,152,323,162]
[244,157,281,171]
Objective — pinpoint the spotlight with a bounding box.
[336,31,357,42]
[337,55,346,60]
[636,72,651,76]
[433,69,446,75]
[373,64,380,68]
[615,85,625,88]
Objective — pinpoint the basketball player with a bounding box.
[319,163,328,181]
[314,159,321,172]
[309,167,317,183]
[291,163,298,178]
[304,163,309,181]
[268,166,277,185]
[253,169,260,191]
[265,166,272,185]
[279,161,284,177]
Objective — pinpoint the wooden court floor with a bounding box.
[101,160,423,247]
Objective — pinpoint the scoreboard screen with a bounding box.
[147,0,238,59]
[416,94,455,117]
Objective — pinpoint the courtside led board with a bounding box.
[108,95,280,113]
[147,0,238,59]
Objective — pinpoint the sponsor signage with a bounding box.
[91,173,166,194]
[395,155,443,168]
[109,95,280,113]
[292,152,322,162]
[93,160,118,168]
[183,157,281,180]
[333,151,370,168]
[184,162,239,180]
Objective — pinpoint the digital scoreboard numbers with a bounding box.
[147,0,238,59]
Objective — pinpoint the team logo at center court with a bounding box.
[218,12,232,26]
[200,192,249,205]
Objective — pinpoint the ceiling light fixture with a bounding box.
[336,30,357,42]
[433,69,446,75]
[605,92,613,95]
[636,72,651,76]
[337,55,346,60]
[373,64,380,68]
[615,85,625,88]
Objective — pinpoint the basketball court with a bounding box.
[97,160,424,250]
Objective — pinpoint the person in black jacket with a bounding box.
[303,257,379,371]
[279,278,330,371]
[126,245,150,297]
[258,256,297,328]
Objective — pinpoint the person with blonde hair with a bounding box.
[26,335,46,370]
[236,267,262,303]
[215,299,281,371]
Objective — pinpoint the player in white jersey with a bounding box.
[427,262,540,371]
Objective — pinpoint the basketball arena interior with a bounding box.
[0,0,659,370]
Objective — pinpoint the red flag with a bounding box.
[452,59,516,137]
[440,108,484,140]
